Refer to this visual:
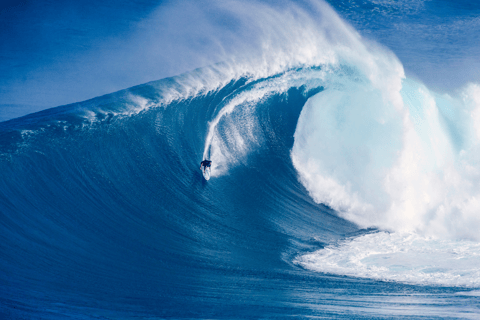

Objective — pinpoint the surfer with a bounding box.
[200,160,212,173]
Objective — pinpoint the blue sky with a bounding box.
[1,0,166,118]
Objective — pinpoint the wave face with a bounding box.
[2,1,480,319]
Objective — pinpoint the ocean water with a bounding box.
[2,0,480,319]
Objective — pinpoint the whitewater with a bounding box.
[2,0,480,318]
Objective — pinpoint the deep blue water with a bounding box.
[2,0,480,319]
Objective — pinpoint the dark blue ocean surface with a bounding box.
[2,1,480,319]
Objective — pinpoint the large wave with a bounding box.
[2,0,480,318]
[191,0,480,287]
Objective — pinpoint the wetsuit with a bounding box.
[200,160,212,168]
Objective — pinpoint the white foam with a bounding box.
[288,42,480,285]
[456,290,480,296]
[292,71,480,241]
[296,231,480,287]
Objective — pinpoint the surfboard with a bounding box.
[202,166,211,180]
